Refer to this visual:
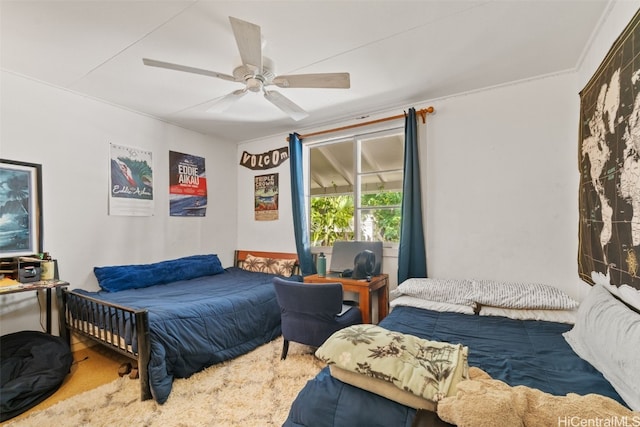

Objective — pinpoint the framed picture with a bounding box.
[0,159,43,258]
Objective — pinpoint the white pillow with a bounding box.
[391,295,476,315]
[563,284,640,410]
[473,279,578,310]
[479,306,577,324]
[393,278,475,306]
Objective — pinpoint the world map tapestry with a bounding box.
[578,9,640,290]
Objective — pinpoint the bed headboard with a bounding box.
[234,250,301,275]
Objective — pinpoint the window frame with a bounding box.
[305,125,404,247]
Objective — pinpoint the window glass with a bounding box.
[309,129,403,246]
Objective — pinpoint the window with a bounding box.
[308,128,404,246]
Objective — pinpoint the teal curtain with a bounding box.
[398,108,427,283]
[289,133,316,275]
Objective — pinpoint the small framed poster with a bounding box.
[254,173,279,221]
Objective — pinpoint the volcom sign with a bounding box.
[240,147,289,170]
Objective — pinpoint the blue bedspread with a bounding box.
[284,306,626,427]
[74,267,282,403]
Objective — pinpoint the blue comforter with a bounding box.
[74,267,282,403]
[284,306,626,427]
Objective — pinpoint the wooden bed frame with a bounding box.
[233,249,301,274]
[56,250,299,401]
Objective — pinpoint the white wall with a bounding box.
[236,138,296,253]
[0,72,237,335]
[424,73,580,291]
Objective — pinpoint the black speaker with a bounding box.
[352,250,376,280]
[330,241,382,275]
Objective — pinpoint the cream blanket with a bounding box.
[437,367,639,427]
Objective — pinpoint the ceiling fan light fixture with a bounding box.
[246,77,263,92]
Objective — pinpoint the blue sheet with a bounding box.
[74,267,282,403]
[284,306,626,427]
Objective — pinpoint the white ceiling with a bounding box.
[0,0,610,144]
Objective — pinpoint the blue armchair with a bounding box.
[273,277,362,359]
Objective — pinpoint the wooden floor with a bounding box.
[5,344,132,424]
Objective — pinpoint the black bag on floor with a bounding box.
[1,330,72,421]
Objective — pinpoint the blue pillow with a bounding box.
[94,254,224,292]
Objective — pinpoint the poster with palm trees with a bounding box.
[0,159,42,257]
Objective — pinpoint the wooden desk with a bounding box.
[304,274,389,324]
[0,280,69,334]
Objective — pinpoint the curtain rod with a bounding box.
[288,106,434,141]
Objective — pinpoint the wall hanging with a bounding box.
[169,151,207,217]
[0,159,42,257]
[240,147,289,170]
[109,143,154,216]
[254,173,278,221]
[578,9,640,290]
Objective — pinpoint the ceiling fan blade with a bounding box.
[229,17,262,71]
[143,58,237,82]
[264,90,309,121]
[272,73,350,89]
[207,89,247,113]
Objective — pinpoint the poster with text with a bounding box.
[254,173,278,221]
[109,143,154,216]
[169,151,207,217]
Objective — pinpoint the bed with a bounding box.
[284,278,639,426]
[56,250,299,404]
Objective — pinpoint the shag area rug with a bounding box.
[6,338,324,427]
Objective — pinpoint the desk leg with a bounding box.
[45,288,52,334]
[359,289,371,324]
[377,284,389,323]
[56,287,69,346]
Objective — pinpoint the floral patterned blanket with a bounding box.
[315,324,469,404]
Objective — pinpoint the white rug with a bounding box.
[6,338,324,427]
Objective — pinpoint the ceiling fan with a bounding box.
[142,16,350,121]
